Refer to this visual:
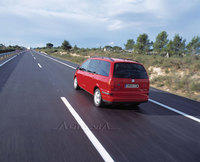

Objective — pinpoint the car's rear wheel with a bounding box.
[133,103,140,106]
[94,88,104,107]
[73,77,80,90]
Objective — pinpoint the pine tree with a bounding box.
[153,31,168,54]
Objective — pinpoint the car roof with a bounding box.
[90,56,140,64]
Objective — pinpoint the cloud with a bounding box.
[0,0,200,47]
[109,42,114,46]
[1,0,199,31]
[108,20,123,31]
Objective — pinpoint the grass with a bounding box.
[48,52,86,64]
[151,74,200,101]
[36,48,200,102]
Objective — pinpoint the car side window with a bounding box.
[79,59,90,71]
[97,60,110,77]
[88,59,99,73]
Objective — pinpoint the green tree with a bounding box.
[153,31,168,54]
[73,45,79,51]
[173,34,186,56]
[104,45,112,51]
[166,40,174,57]
[61,40,72,51]
[134,33,151,54]
[46,43,53,48]
[112,46,122,51]
[124,39,135,50]
[166,34,186,56]
[0,44,6,50]
[186,36,200,54]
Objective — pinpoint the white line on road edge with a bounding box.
[61,97,114,162]
[39,53,76,69]
[38,51,200,124]
[149,99,200,123]
[33,57,36,60]
[0,55,17,67]
[37,63,42,68]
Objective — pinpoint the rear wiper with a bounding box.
[130,74,135,79]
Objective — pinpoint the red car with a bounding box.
[73,57,149,107]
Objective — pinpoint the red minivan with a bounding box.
[73,57,149,107]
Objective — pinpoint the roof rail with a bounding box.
[117,57,139,63]
[91,56,114,62]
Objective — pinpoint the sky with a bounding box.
[0,0,200,48]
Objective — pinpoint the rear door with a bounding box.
[85,59,111,94]
[95,60,111,94]
[112,62,149,93]
[85,59,99,93]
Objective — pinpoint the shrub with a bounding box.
[190,82,200,92]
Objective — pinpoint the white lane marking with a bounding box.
[149,99,200,123]
[37,63,42,68]
[33,57,36,60]
[39,53,76,69]
[0,55,17,67]
[61,97,114,162]
[38,51,200,124]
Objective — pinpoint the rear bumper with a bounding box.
[102,91,149,103]
[103,100,148,105]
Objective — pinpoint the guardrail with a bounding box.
[0,51,19,61]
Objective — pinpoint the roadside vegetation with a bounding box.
[0,44,24,61]
[35,31,200,101]
[0,44,24,54]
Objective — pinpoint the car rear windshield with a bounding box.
[113,63,148,79]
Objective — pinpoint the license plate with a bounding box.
[125,84,139,88]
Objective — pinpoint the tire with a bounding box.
[133,103,140,106]
[94,88,104,107]
[73,77,80,90]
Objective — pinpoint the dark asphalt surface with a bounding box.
[0,50,200,162]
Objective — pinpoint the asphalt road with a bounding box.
[0,50,200,162]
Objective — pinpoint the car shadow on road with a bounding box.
[102,101,182,116]
[102,103,140,110]
[74,89,180,116]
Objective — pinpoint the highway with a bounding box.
[0,50,200,162]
